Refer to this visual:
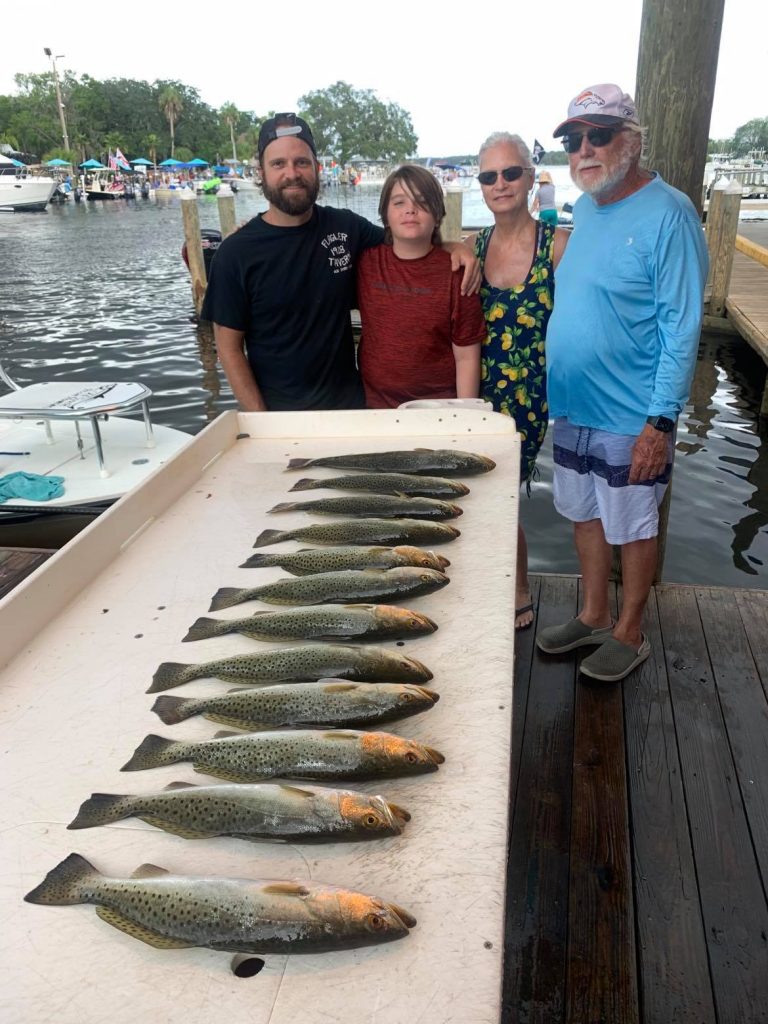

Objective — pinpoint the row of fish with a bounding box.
[26,448,495,957]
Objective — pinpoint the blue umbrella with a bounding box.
[159,158,183,167]
[46,158,71,167]
[131,157,153,166]
[80,159,106,169]
[188,157,209,167]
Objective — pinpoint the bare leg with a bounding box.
[515,524,533,630]
[613,537,657,648]
[573,519,613,628]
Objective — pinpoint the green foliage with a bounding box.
[174,145,193,163]
[731,117,768,157]
[298,81,417,165]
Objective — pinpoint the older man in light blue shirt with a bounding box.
[536,83,708,682]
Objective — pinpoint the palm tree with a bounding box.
[144,133,159,169]
[158,86,183,158]
[220,103,239,164]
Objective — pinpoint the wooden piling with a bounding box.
[442,189,463,243]
[217,192,237,238]
[706,178,742,318]
[180,192,207,317]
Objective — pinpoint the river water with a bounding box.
[1,182,767,587]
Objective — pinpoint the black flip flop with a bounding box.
[515,602,535,631]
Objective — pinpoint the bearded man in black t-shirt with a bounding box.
[201,113,479,412]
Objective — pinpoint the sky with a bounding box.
[4,0,766,157]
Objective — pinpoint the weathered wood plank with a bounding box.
[623,589,716,1023]
[734,589,768,700]
[656,585,768,1024]
[0,547,54,600]
[503,575,577,1024]
[510,575,542,816]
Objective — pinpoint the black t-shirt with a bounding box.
[201,206,384,411]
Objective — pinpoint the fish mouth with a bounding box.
[415,686,440,704]
[385,801,412,825]
[448,505,463,517]
[405,656,433,681]
[436,554,450,568]
[389,902,417,929]
[479,456,496,470]
[413,613,438,633]
[424,745,446,765]
[455,483,470,496]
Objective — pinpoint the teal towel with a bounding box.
[0,472,65,504]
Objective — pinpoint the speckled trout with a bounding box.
[184,604,438,643]
[121,729,445,782]
[24,853,416,953]
[209,566,449,611]
[289,472,470,498]
[151,680,439,730]
[148,644,433,693]
[269,494,463,520]
[287,448,495,476]
[241,544,450,574]
[253,518,460,548]
[68,781,410,842]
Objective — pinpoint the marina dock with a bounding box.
[507,573,768,1023]
[726,243,768,404]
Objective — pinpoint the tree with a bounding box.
[220,103,239,163]
[298,82,417,165]
[158,85,183,157]
[731,117,768,157]
[144,132,159,166]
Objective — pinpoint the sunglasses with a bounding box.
[561,126,624,154]
[477,165,530,186]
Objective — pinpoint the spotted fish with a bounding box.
[287,448,495,476]
[268,494,463,520]
[253,518,460,548]
[288,472,470,498]
[240,545,450,575]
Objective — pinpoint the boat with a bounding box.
[85,173,126,201]
[0,361,190,546]
[0,155,58,212]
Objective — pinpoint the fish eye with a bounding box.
[420,573,431,582]
[363,813,383,828]
[366,913,386,931]
[399,693,415,703]
[405,751,418,763]
[408,617,420,627]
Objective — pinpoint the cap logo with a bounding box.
[573,90,606,111]
[275,125,302,138]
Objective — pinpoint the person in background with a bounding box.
[201,114,479,412]
[536,83,708,681]
[357,164,485,408]
[465,133,569,630]
[531,170,558,225]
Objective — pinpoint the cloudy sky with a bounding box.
[4,0,766,157]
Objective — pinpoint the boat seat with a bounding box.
[0,378,156,478]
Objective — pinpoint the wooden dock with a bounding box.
[726,246,768,392]
[0,546,53,600]
[505,574,768,1023]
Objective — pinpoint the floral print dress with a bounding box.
[475,221,556,484]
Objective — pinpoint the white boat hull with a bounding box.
[0,177,58,212]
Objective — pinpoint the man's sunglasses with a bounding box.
[561,126,624,154]
[477,165,530,186]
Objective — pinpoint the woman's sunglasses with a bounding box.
[477,166,530,186]
[561,126,624,154]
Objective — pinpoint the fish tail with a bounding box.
[182,616,229,642]
[288,478,315,492]
[253,529,288,548]
[151,694,200,725]
[268,502,298,513]
[286,458,313,470]
[209,588,249,612]
[68,793,134,830]
[24,852,100,905]
[148,662,198,693]
[121,734,182,771]
[239,553,272,568]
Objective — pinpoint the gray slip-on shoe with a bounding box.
[579,634,651,682]
[536,616,614,655]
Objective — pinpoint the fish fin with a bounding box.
[268,502,297,513]
[262,882,310,897]
[203,712,258,730]
[321,731,359,741]
[193,762,256,782]
[232,835,288,844]
[182,617,228,642]
[209,588,250,612]
[213,729,241,739]
[140,816,220,841]
[288,478,315,492]
[68,793,132,830]
[279,784,318,799]
[239,553,269,568]
[286,458,313,470]
[163,781,198,791]
[253,529,287,548]
[121,735,179,772]
[413,448,434,452]
[322,682,360,693]
[131,863,170,878]
[95,906,194,949]
[24,853,99,905]
[151,695,198,725]
[148,662,195,694]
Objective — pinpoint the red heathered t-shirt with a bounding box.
[356,244,487,408]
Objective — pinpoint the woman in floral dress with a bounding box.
[466,133,569,629]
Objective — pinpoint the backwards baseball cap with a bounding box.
[257,112,317,161]
[553,84,639,137]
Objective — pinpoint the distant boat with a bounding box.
[85,173,126,201]
[0,155,58,212]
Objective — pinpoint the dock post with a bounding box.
[217,192,237,238]
[706,178,742,318]
[180,192,207,317]
[442,188,463,242]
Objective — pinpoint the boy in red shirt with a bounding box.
[357,165,486,408]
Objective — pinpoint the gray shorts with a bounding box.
[552,418,674,545]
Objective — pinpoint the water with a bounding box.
[0,185,766,587]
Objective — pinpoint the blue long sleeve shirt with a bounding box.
[546,174,708,435]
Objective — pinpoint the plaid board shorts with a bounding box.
[552,418,674,545]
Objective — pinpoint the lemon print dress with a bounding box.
[475,221,556,484]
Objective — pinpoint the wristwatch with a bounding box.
[646,415,676,433]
